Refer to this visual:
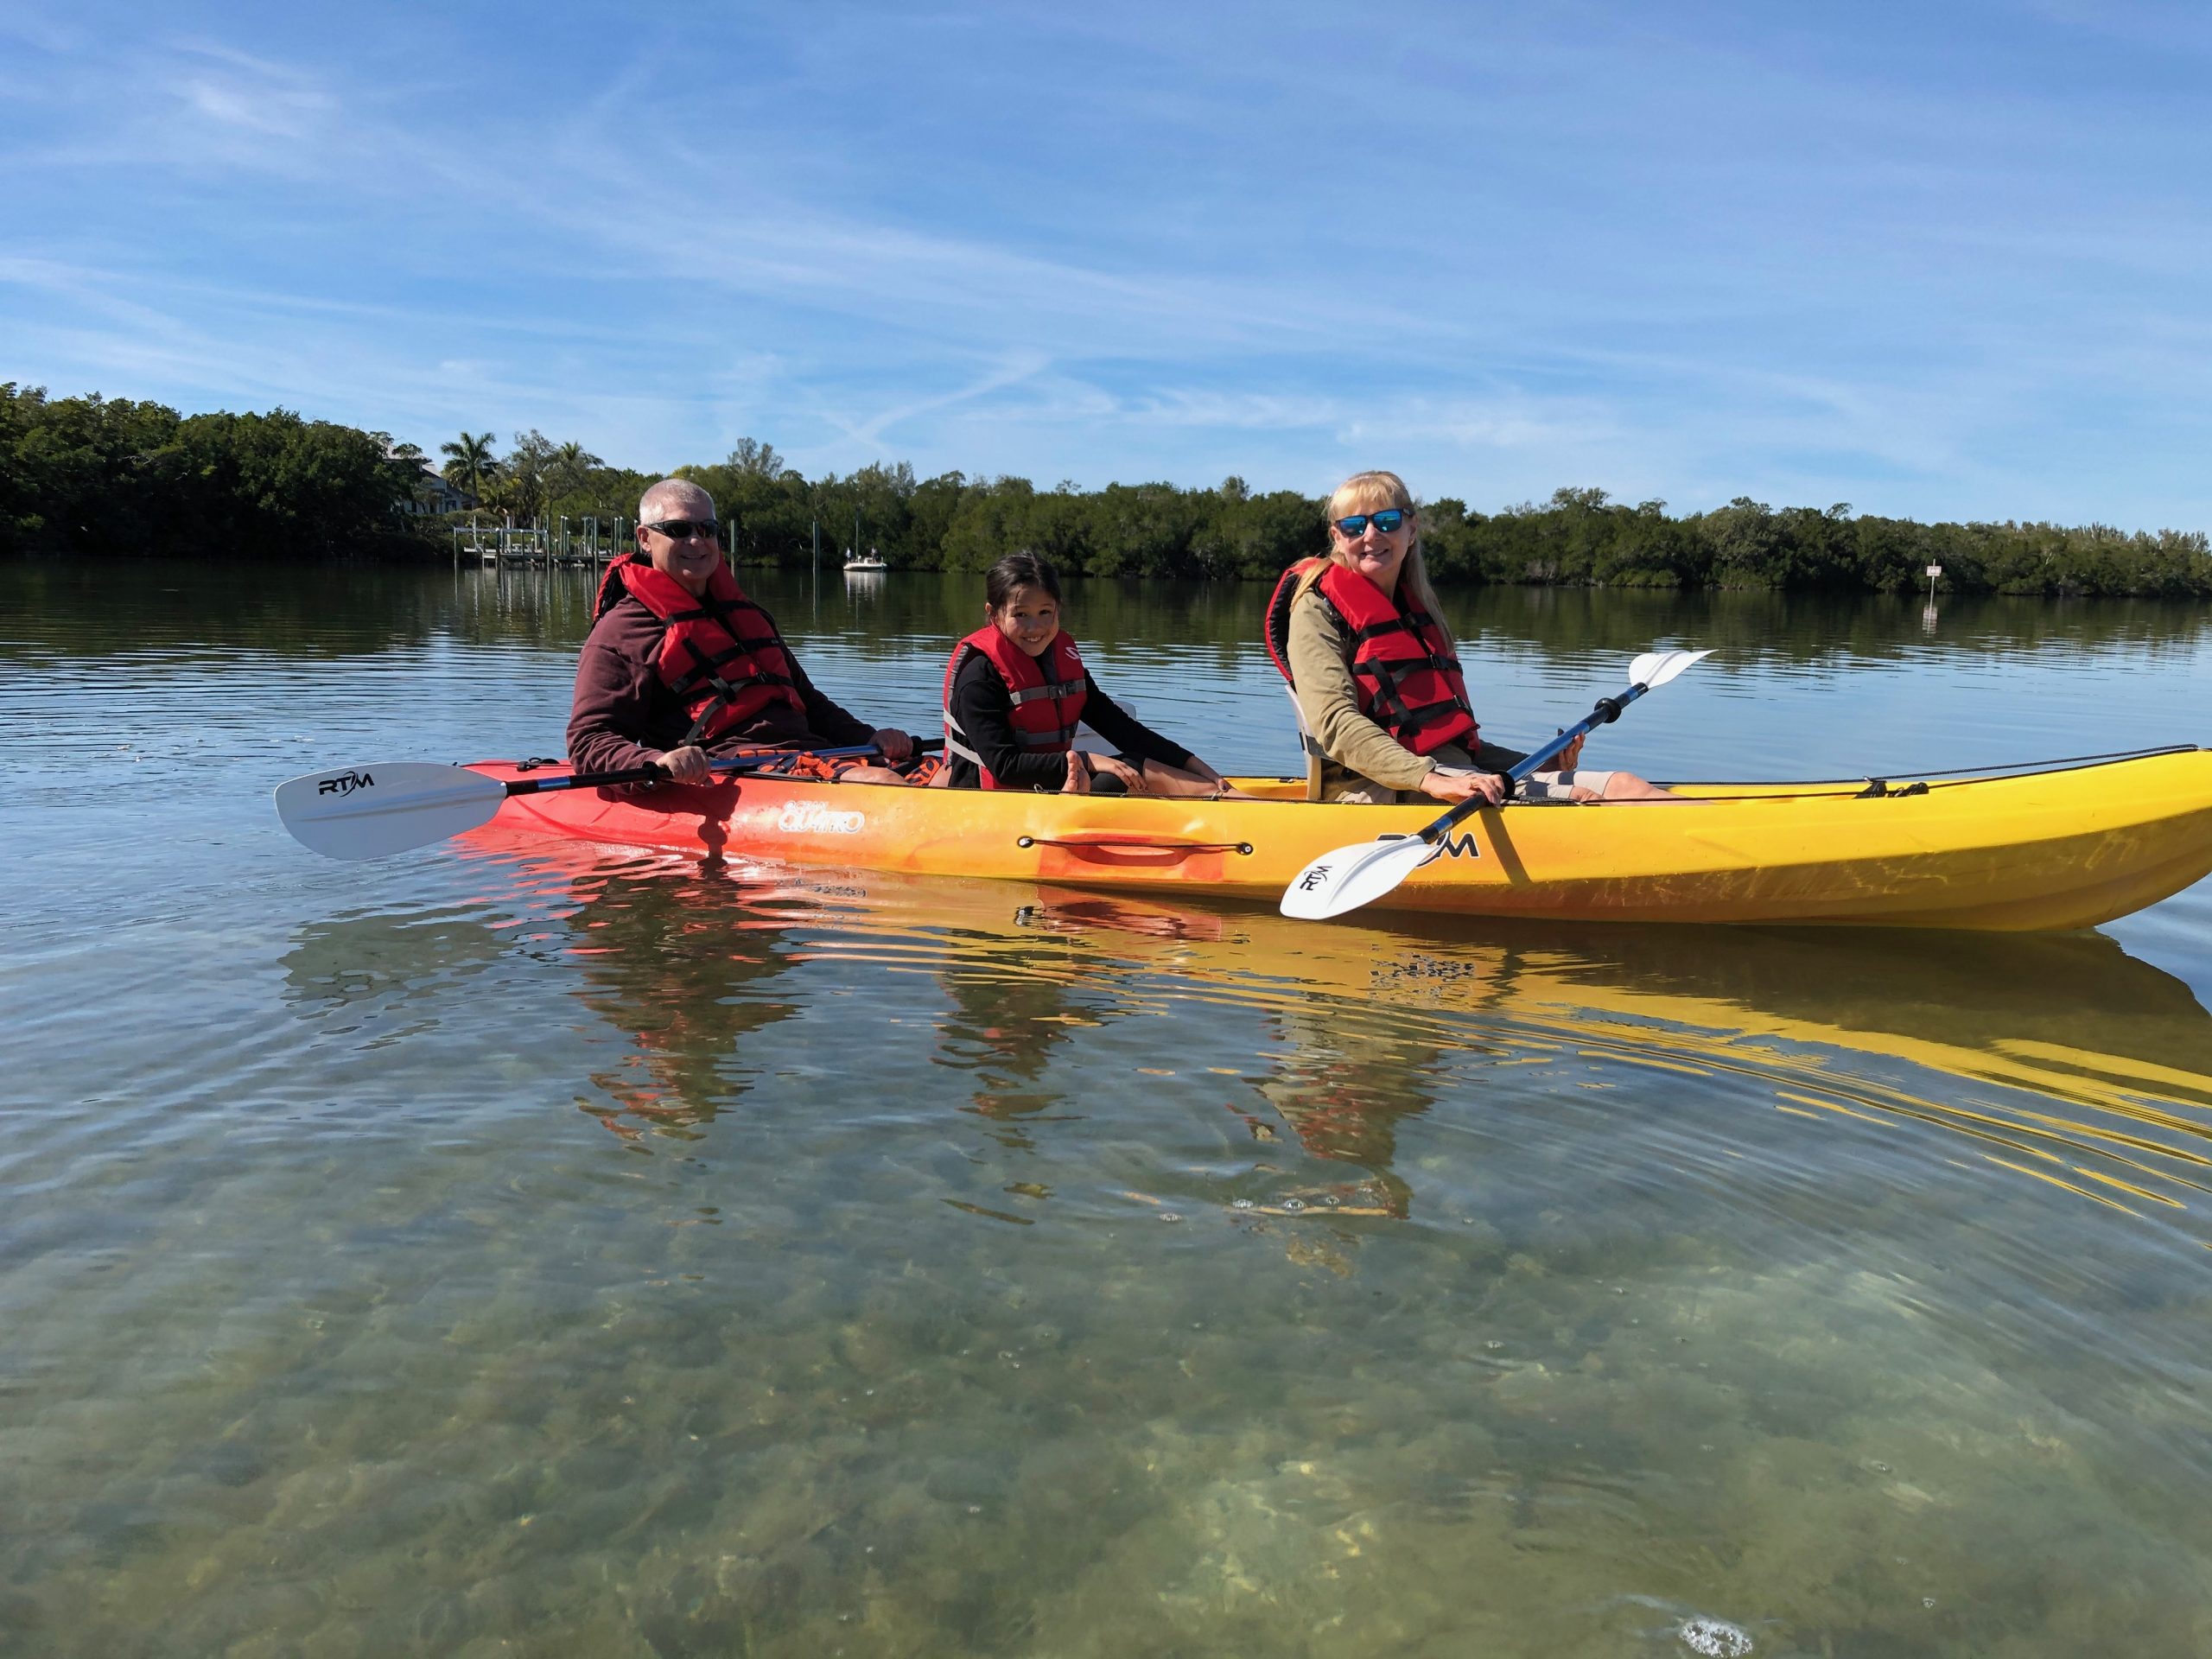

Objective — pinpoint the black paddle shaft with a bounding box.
[500,739,945,798]
[1421,682,1646,845]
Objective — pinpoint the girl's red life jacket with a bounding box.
[593,555,804,745]
[941,624,1088,789]
[1263,556,1478,756]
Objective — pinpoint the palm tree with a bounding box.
[440,431,499,503]
[552,441,602,499]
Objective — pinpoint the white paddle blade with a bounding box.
[275,762,508,860]
[1278,834,1440,920]
[1626,647,1713,690]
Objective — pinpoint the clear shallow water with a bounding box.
[7,561,2212,1656]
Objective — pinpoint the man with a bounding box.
[568,478,918,785]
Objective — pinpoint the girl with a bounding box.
[943,552,1236,796]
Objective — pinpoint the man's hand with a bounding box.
[1553,730,1586,772]
[650,745,712,784]
[1417,768,1507,805]
[872,728,915,763]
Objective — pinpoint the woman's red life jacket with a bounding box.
[593,555,804,745]
[941,624,1088,789]
[1264,556,1477,755]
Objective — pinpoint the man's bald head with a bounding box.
[639,477,715,524]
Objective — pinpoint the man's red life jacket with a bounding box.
[941,624,1088,789]
[593,555,804,745]
[1264,556,1478,755]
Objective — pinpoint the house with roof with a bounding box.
[408,464,477,516]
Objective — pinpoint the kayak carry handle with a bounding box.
[1018,833,1255,859]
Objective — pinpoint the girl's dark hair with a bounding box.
[984,550,1062,611]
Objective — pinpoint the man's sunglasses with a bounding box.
[1332,508,1408,537]
[642,518,721,543]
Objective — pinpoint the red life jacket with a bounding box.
[593,555,804,745]
[1263,556,1477,755]
[941,624,1087,789]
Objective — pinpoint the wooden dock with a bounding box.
[452,513,630,572]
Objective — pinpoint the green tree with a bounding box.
[0,385,181,555]
[165,409,412,556]
[491,429,561,517]
[7,385,2210,591]
[440,431,499,502]
[550,441,603,501]
[1193,484,1322,578]
[726,437,785,477]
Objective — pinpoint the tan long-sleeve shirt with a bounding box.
[1284,588,1444,795]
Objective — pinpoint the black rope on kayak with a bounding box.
[1666,744,2200,793]
[1897,743,2197,781]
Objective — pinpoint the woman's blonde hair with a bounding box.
[1324,470,1452,646]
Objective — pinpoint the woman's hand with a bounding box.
[649,745,712,784]
[1417,768,1507,805]
[1061,751,1091,794]
[872,728,915,763]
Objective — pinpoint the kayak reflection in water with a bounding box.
[1239,998,1433,1221]
[1267,468,1673,805]
[563,868,804,1141]
[568,477,932,790]
[940,551,1249,797]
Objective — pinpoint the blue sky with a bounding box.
[3,0,2207,525]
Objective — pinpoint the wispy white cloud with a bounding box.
[0,3,2205,528]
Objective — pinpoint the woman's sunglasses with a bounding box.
[1332,508,1408,537]
[642,518,721,543]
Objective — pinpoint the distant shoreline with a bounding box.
[7,384,2208,598]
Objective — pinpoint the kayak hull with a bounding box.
[467,748,2212,931]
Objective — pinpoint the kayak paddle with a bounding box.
[276,743,925,861]
[1278,649,1712,920]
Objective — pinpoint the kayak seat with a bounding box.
[1286,686,1326,802]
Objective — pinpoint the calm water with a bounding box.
[8,560,2212,1656]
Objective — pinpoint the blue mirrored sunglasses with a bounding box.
[1332,508,1408,537]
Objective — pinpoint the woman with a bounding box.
[1264,470,1669,804]
[943,552,1237,796]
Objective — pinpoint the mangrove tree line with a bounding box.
[4,385,2207,597]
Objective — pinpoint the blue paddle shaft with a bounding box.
[1418,681,1648,844]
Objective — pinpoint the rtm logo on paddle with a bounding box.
[316,771,375,797]
[1379,830,1480,862]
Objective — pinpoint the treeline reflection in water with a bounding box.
[15,557,2212,671]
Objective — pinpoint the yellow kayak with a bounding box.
[464,745,2212,930]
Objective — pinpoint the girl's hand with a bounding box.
[1062,751,1091,794]
[1088,753,1147,794]
[1418,768,1506,805]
